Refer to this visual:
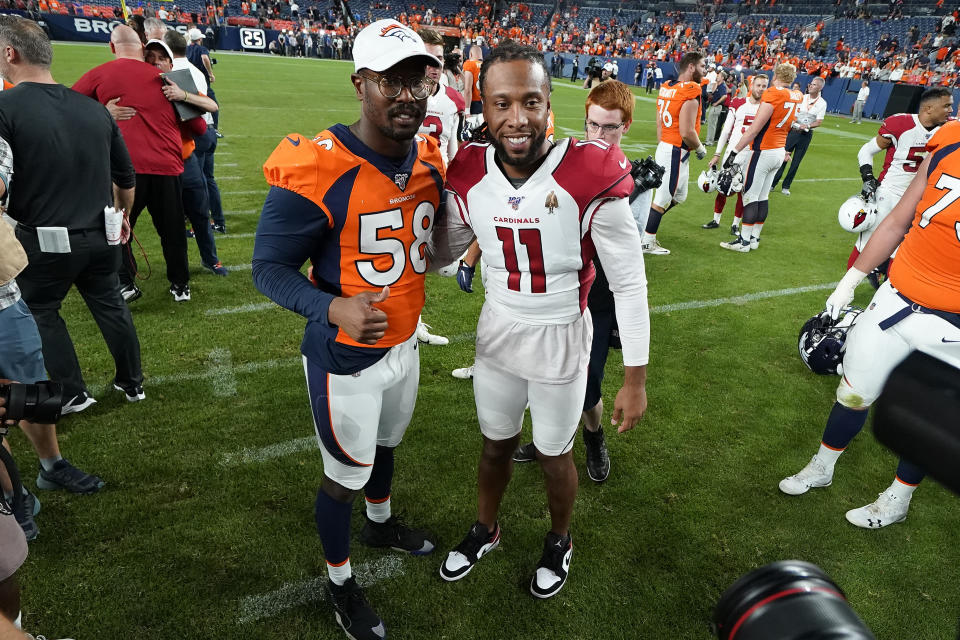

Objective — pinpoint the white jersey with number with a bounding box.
[876,113,942,194]
[419,84,464,167]
[443,137,650,382]
[715,97,761,159]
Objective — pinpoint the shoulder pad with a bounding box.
[263,132,352,204]
[927,119,960,151]
[446,142,489,198]
[445,85,466,111]
[554,138,633,212]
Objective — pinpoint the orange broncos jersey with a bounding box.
[888,120,960,312]
[656,80,702,149]
[262,124,445,348]
[753,86,802,151]
[463,59,482,104]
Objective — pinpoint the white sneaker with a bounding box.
[778,455,833,495]
[451,364,475,379]
[845,490,910,529]
[781,188,791,196]
[641,238,670,255]
[417,322,449,346]
[750,237,759,250]
[720,238,751,253]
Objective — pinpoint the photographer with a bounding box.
[0,17,144,414]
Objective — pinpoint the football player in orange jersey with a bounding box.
[641,51,707,256]
[462,44,483,115]
[779,121,960,529]
[252,21,444,640]
[721,63,801,252]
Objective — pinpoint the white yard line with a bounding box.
[223,190,267,196]
[207,348,238,397]
[220,232,257,239]
[221,436,316,466]
[237,556,405,624]
[224,210,260,216]
[224,263,253,271]
[206,301,276,316]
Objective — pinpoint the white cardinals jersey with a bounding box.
[444,138,651,381]
[877,113,942,194]
[420,84,465,166]
[715,97,761,158]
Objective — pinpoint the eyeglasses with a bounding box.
[585,120,625,134]
[357,70,436,100]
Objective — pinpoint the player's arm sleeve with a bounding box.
[108,118,136,190]
[857,136,884,167]
[426,189,475,269]
[252,186,335,324]
[590,197,650,366]
[714,109,735,156]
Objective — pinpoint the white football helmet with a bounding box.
[838,195,878,233]
[697,168,718,193]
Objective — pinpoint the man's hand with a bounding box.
[209,74,215,83]
[327,287,390,345]
[106,97,136,121]
[611,382,647,433]
[162,80,185,103]
[456,260,475,293]
[708,154,720,169]
[861,176,880,199]
[695,144,707,160]
[825,267,867,320]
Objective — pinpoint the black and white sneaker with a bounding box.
[530,531,573,599]
[113,382,145,402]
[359,515,435,555]
[120,284,142,303]
[326,577,386,640]
[701,220,720,229]
[720,237,751,253]
[440,521,500,582]
[730,225,740,237]
[582,427,610,482]
[169,283,191,302]
[512,442,537,463]
[61,391,96,416]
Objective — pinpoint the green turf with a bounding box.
[7,43,957,640]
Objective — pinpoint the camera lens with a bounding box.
[0,381,63,424]
[713,560,875,640]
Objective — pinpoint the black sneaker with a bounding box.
[701,220,720,229]
[730,225,739,237]
[120,284,142,303]
[326,577,386,640]
[11,489,40,541]
[36,459,105,494]
[169,283,191,302]
[529,531,573,599]
[440,521,500,582]
[113,381,145,402]
[61,391,97,416]
[512,442,537,463]
[582,426,610,482]
[212,223,226,234]
[359,515,435,555]
[185,227,195,238]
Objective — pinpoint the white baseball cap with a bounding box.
[145,39,175,61]
[353,19,440,73]
[187,27,204,41]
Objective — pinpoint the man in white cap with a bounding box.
[186,26,219,135]
[252,19,443,640]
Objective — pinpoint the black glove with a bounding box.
[723,151,737,170]
[468,122,490,144]
[456,260,475,293]
[860,163,879,198]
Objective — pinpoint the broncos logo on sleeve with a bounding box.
[263,124,445,348]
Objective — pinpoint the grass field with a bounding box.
[7,42,957,640]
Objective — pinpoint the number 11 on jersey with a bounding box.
[495,226,546,293]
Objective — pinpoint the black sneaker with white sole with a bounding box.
[113,381,145,402]
[440,521,500,581]
[512,442,537,463]
[120,284,142,303]
[36,459,105,494]
[61,391,96,416]
[582,426,610,482]
[358,515,435,555]
[326,577,386,640]
[701,220,720,229]
[169,283,191,302]
[530,531,573,599]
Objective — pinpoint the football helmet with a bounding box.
[697,167,718,193]
[797,306,863,375]
[838,195,877,233]
[715,165,744,196]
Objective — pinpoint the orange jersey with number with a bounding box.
[262,125,445,347]
[753,87,802,150]
[888,120,960,312]
[656,80,702,149]
[463,59,482,104]
[546,109,555,141]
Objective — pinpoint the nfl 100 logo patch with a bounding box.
[507,196,525,210]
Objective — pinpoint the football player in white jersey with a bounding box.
[418,29,466,167]
[431,42,650,598]
[851,87,953,275]
[702,74,767,232]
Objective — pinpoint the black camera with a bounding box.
[0,381,62,424]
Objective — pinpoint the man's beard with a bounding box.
[490,127,548,168]
[376,102,427,142]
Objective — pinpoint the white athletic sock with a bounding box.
[327,559,352,586]
[889,477,918,500]
[739,224,753,244]
[641,232,654,244]
[713,212,722,223]
[365,497,391,523]
[752,223,764,239]
[817,443,844,470]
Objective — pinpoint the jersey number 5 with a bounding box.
[356,202,435,286]
[496,226,546,293]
